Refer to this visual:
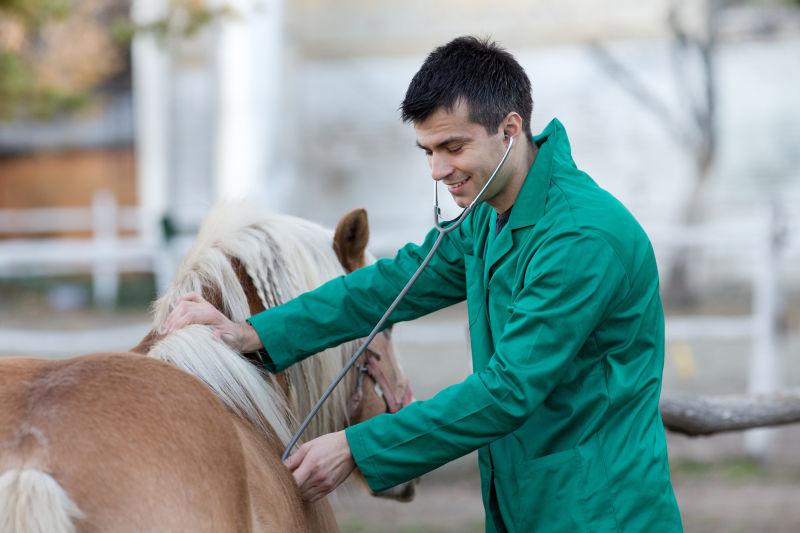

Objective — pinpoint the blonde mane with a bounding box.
[147,202,362,445]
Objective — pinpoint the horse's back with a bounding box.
[0,353,320,532]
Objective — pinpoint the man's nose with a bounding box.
[430,153,453,181]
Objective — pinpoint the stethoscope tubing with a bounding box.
[281,135,514,461]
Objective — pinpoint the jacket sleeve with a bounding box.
[246,221,470,373]
[345,231,630,492]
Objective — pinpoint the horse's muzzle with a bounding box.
[372,478,417,502]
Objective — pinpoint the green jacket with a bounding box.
[249,119,683,532]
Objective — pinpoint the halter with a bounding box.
[347,345,413,418]
[245,341,411,425]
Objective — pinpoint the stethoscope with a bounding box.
[281,134,515,461]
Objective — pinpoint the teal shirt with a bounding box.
[249,119,683,532]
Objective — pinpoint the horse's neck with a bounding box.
[233,253,356,441]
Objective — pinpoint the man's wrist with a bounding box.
[240,321,263,353]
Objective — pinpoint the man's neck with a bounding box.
[488,140,538,214]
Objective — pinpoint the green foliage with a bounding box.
[0,0,233,121]
[0,51,87,120]
[0,0,89,120]
[110,3,235,47]
[0,0,70,27]
[109,16,138,47]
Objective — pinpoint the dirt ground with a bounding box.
[332,303,800,532]
[333,458,800,533]
[2,294,800,532]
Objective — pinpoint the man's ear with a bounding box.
[501,112,524,140]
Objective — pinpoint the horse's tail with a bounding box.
[0,468,84,533]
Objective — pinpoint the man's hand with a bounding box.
[284,431,356,502]
[161,292,262,352]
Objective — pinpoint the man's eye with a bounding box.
[447,145,463,153]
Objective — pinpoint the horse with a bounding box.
[0,203,414,532]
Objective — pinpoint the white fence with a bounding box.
[0,190,173,306]
[647,203,800,456]
[1,195,798,456]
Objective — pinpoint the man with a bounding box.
[164,36,683,532]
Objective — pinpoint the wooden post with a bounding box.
[213,0,286,206]
[131,0,170,250]
[92,190,119,307]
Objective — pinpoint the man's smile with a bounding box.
[446,176,470,193]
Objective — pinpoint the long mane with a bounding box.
[147,202,361,445]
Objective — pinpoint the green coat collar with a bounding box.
[508,117,571,230]
[485,118,571,279]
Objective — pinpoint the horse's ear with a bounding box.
[333,208,369,272]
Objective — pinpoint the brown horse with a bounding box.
[0,204,414,532]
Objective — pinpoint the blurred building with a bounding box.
[0,0,134,238]
[0,96,136,238]
[2,0,798,284]
[131,0,708,241]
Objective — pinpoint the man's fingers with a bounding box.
[284,445,309,471]
[168,308,200,332]
[168,313,194,333]
[302,475,338,502]
[304,484,327,502]
[162,301,191,333]
[163,311,181,333]
[163,300,222,335]
[161,293,204,333]
[282,432,353,502]
[178,291,203,303]
[299,476,329,502]
[291,459,314,492]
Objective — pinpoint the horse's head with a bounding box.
[332,209,417,501]
[133,203,417,501]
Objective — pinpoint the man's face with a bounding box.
[415,101,510,209]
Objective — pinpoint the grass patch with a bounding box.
[671,457,800,484]
[0,273,156,311]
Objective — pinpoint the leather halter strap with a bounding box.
[348,346,412,418]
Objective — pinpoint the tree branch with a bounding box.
[587,41,693,149]
[661,390,800,436]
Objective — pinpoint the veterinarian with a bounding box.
[165,36,683,532]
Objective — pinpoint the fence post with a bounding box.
[152,240,174,296]
[92,190,119,307]
[132,0,170,251]
[744,204,781,457]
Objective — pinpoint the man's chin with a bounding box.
[451,194,475,209]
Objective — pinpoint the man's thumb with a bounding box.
[283,445,308,471]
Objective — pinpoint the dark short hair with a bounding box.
[401,36,533,140]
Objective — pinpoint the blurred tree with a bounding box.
[592,0,797,307]
[0,0,128,120]
[590,0,720,307]
[0,0,70,25]
[0,0,231,121]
